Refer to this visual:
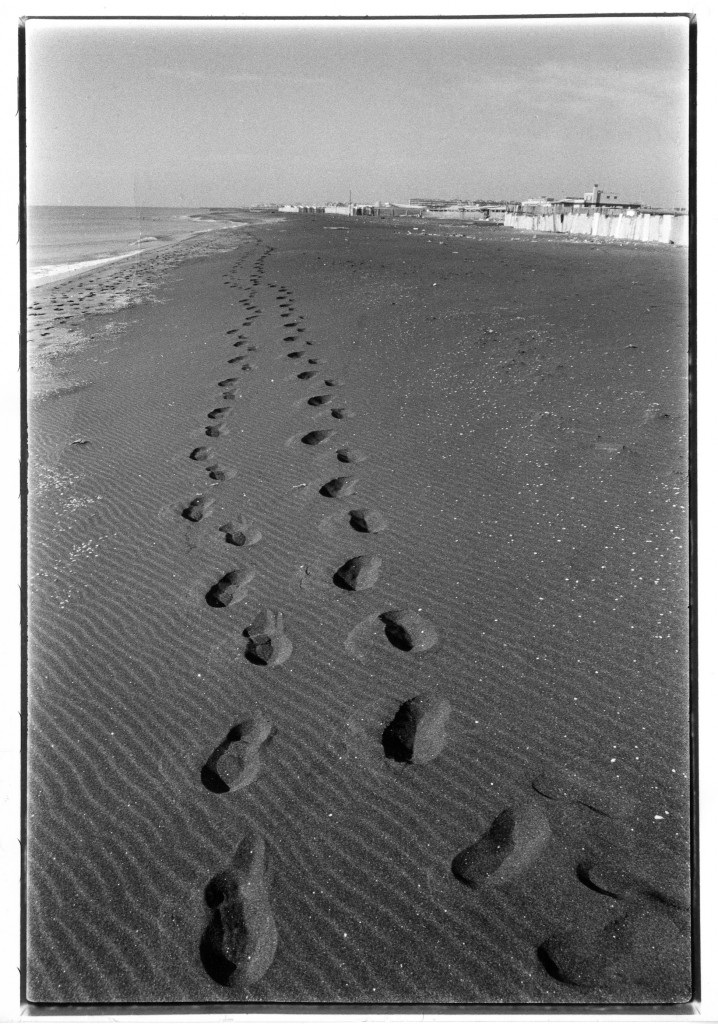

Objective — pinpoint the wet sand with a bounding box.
[26,213,691,1004]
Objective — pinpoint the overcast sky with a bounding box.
[25,17,689,209]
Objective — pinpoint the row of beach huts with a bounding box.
[277,186,688,245]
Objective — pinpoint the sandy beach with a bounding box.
[26,213,691,1005]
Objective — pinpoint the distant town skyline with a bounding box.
[26,17,689,211]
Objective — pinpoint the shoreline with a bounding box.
[27,213,691,1004]
[26,215,279,398]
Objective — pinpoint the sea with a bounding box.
[26,206,242,284]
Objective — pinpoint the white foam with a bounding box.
[29,248,145,283]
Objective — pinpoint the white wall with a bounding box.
[503,210,688,245]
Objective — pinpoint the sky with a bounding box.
[26,16,689,212]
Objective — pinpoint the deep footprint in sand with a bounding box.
[219,520,262,547]
[333,554,382,591]
[382,694,451,764]
[190,447,211,461]
[380,610,437,651]
[199,831,278,988]
[244,608,293,666]
[182,495,215,522]
[349,508,387,533]
[297,371,318,380]
[308,394,332,407]
[218,378,238,387]
[320,476,358,499]
[208,408,230,420]
[331,408,355,420]
[206,424,228,438]
[301,429,336,446]
[452,803,551,888]
[337,447,367,464]
[286,351,304,359]
[206,569,255,608]
[201,715,275,793]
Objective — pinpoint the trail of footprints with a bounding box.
[177,242,685,996]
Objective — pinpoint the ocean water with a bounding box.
[27,206,239,283]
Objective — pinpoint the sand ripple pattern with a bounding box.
[27,218,690,1002]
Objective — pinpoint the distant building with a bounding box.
[278,204,325,214]
[512,186,641,217]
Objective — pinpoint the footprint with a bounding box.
[349,508,387,533]
[301,429,336,446]
[206,424,228,438]
[324,379,345,387]
[190,447,211,461]
[207,465,237,482]
[575,860,690,911]
[245,636,293,668]
[333,555,382,591]
[336,447,367,464]
[320,476,358,498]
[218,378,238,387]
[199,831,278,987]
[244,608,293,666]
[182,495,215,522]
[380,610,437,651]
[286,351,304,359]
[537,907,685,995]
[208,408,230,420]
[452,803,551,888]
[531,767,638,820]
[297,371,318,380]
[201,716,275,793]
[308,394,332,406]
[382,694,451,764]
[219,520,262,547]
[331,408,355,420]
[206,569,255,608]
